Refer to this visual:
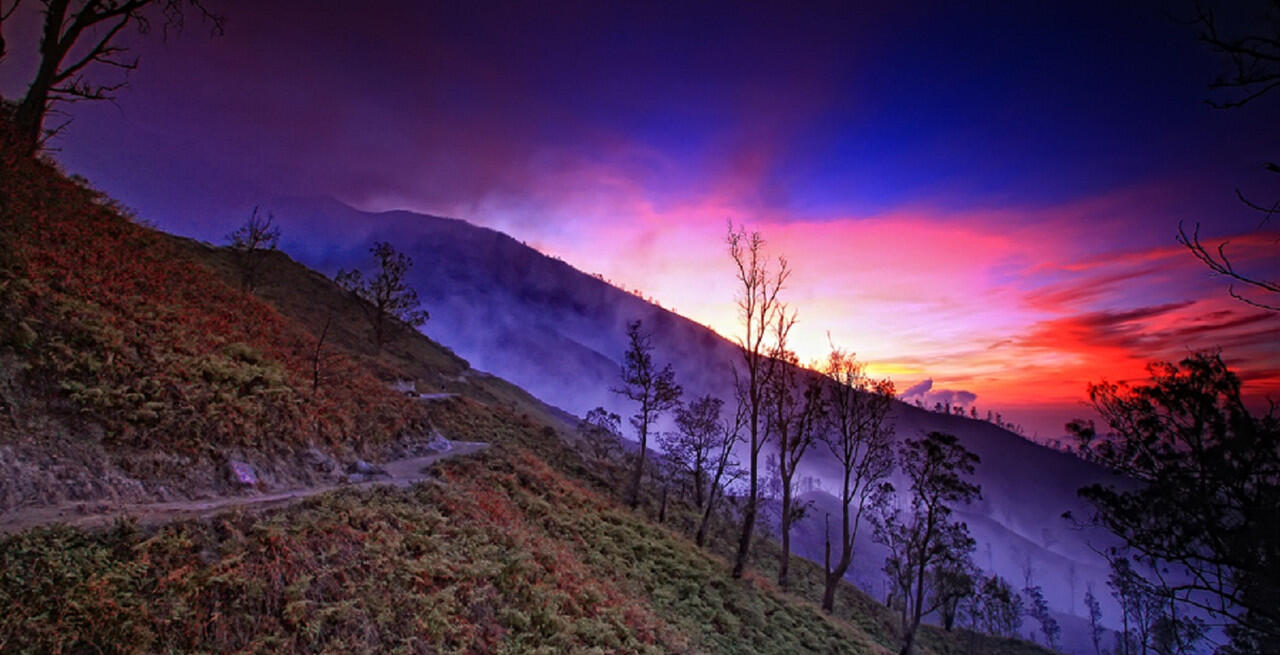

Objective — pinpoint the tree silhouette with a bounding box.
[3,0,223,154]
[1085,586,1105,655]
[696,398,744,548]
[1193,0,1280,109]
[1178,1,1279,311]
[818,345,895,613]
[660,394,726,512]
[874,431,981,655]
[1023,583,1061,649]
[1177,220,1278,311]
[612,319,682,510]
[725,222,792,579]
[578,406,622,464]
[226,206,279,293]
[1068,352,1279,651]
[335,241,428,353]
[964,574,1022,638]
[763,314,825,590]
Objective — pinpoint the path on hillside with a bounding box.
[0,441,489,535]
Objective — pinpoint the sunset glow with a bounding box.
[3,0,1275,438]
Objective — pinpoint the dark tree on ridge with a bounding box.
[336,241,428,354]
[226,206,280,293]
[612,319,682,510]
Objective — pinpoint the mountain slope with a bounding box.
[0,152,427,515]
[256,197,1125,639]
[1,133,1056,654]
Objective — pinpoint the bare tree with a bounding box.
[335,241,428,354]
[4,0,223,153]
[874,431,982,655]
[726,222,792,579]
[660,394,726,511]
[226,206,280,293]
[578,406,623,464]
[1178,2,1279,311]
[764,314,825,590]
[612,319,682,510]
[819,345,896,613]
[1193,0,1280,109]
[309,310,333,396]
[695,399,744,548]
[1176,221,1278,311]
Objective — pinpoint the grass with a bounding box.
[0,128,421,457]
[0,121,1056,654]
[0,448,895,654]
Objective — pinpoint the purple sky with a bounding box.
[3,0,1277,437]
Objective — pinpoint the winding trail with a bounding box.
[0,441,488,535]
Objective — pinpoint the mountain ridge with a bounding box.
[251,197,1124,645]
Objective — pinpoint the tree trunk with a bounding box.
[696,481,718,547]
[778,482,792,589]
[694,460,705,510]
[899,626,918,655]
[658,482,669,523]
[629,418,647,509]
[732,467,756,578]
[15,0,72,155]
[14,73,54,156]
[822,490,855,612]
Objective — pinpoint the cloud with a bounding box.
[901,379,933,398]
[901,379,978,409]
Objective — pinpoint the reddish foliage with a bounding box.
[0,135,420,453]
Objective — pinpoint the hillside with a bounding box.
[0,130,1059,653]
[0,153,428,515]
[252,197,1123,637]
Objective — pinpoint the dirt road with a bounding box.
[0,441,488,535]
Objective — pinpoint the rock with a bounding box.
[391,378,419,397]
[227,459,258,487]
[426,436,453,453]
[303,448,337,473]
[347,460,386,476]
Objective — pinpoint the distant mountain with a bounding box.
[263,197,1126,644]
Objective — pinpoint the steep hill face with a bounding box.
[258,197,1124,638]
[0,142,1058,654]
[0,156,430,514]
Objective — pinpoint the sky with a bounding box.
[3,0,1277,437]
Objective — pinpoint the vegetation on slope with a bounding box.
[0,132,421,485]
[0,447,897,654]
[1,123,1057,654]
